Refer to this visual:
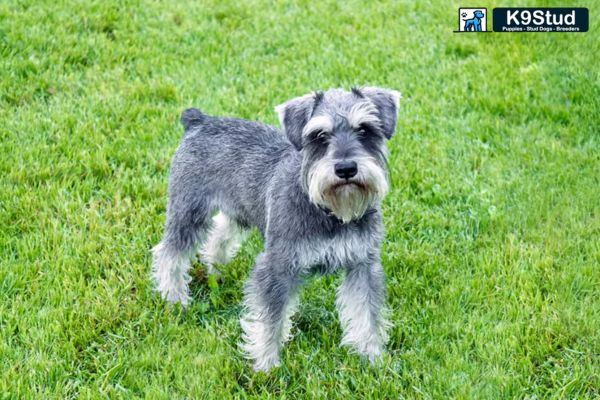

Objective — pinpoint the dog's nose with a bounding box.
[334,161,358,179]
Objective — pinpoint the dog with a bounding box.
[152,87,400,371]
[463,10,485,31]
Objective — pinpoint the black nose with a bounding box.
[334,161,358,179]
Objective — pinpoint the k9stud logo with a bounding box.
[455,7,589,33]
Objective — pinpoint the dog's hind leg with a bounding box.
[199,212,250,276]
[152,188,212,306]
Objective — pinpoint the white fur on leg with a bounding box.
[240,291,299,371]
[240,289,298,372]
[200,212,249,275]
[240,313,282,371]
[336,272,389,361]
[151,241,192,306]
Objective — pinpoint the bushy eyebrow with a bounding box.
[302,115,334,136]
[346,101,381,129]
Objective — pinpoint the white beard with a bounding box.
[307,156,388,223]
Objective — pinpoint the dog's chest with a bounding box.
[298,230,374,273]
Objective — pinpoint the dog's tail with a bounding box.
[180,108,205,130]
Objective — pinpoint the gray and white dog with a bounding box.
[152,87,400,371]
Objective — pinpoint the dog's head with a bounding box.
[473,10,484,18]
[275,87,400,223]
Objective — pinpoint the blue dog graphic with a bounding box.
[463,10,485,31]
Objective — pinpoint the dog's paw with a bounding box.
[252,356,281,373]
[365,347,385,364]
[240,339,281,373]
[342,337,385,363]
[360,343,385,364]
[153,276,191,306]
[158,287,190,307]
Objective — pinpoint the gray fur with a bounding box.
[152,87,400,371]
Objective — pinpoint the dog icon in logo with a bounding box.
[456,8,488,32]
[463,10,485,31]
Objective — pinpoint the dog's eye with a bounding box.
[356,123,375,136]
[306,129,329,142]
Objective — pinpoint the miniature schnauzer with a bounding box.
[152,87,400,371]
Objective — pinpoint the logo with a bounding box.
[493,8,589,32]
[455,7,588,33]
[457,8,488,32]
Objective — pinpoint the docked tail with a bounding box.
[180,108,205,130]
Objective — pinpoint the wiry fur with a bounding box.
[152,87,400,371]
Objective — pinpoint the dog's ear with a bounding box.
[275,93,315,151]
[360,87,401,139]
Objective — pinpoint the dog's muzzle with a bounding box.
[307,157,388,223]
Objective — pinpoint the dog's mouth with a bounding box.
[320,180,374,223]
[331,180,366,191]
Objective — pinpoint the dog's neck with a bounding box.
[315,203,377,224]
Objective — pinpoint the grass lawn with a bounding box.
[1,0,599,398]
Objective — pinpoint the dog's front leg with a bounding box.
[240,253,300,372]
[336,259,389,362]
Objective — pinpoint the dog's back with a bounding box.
[170,108,294,231]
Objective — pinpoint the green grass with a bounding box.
[1,0,599,398]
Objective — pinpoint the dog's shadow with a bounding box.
[183,270,244,331]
